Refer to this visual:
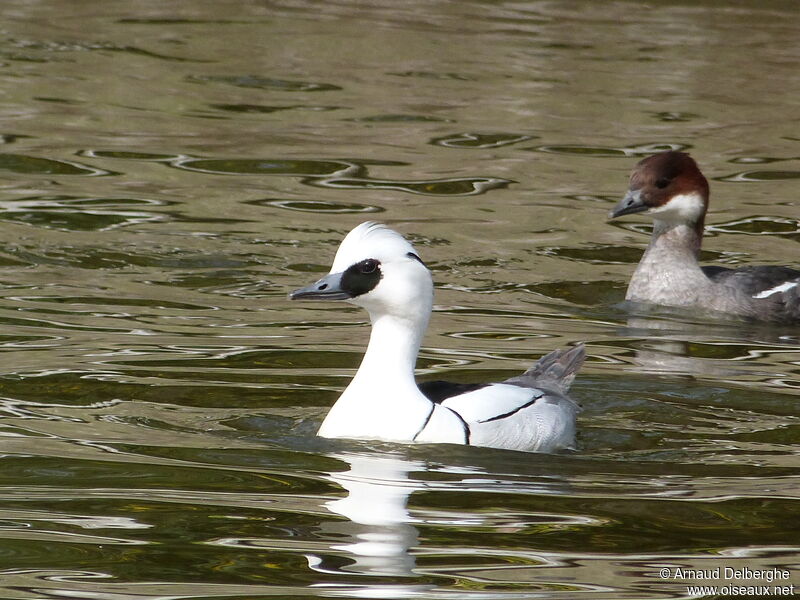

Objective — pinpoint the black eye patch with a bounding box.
[655,177,671,189]
[341,258,382,297]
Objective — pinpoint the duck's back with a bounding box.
[441,384,579,452]
[703,265,800,296]
[430,345,585,452]
[702,265,800,321]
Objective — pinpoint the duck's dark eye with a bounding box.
[341,258,382,297]
[655,177,671,189]
[358,258,379,273]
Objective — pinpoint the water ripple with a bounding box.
[388,70,476,81]
[728,156,791,165]
[430,132,536,149]
[70,152,510,199]
[188,74,342,92]
[306,175,511,196]
[0,195,165,231]
[719,169,800,182]
[9,38,207,62]
[530,142,691,157]
[208,103,342,114]
[706,216,800,237]
[539,244,644,264]
[78,150,185,162]
[349,114,451,123]
[0,154,114,177]
[650,111,701,122]
[249,199,383,214]
[170,157,361,177]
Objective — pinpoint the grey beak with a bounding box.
[289,272,351,301]
[609,189,648,219]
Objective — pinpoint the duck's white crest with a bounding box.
[331,221,418,274]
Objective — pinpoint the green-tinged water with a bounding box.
[0,1,799,598]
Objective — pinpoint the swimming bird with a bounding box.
[290,222,585,452]
[609,151,800,322]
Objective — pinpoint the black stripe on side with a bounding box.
[445,406,471,445]
[478,393,543,424]
[406,252,425,266]
[412,404,436,442]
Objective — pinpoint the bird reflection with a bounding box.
[618,304,799,379]
[312,452,424,578]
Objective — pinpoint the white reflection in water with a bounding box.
[316,452,427,578]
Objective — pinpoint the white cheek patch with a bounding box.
[753,281,798,299]
[650,192,705,222]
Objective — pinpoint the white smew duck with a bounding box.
[290,222,585,452]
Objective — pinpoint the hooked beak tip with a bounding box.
[289,272,352,301]
[609,189,648,219]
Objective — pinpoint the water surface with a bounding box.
[1,1,799,598]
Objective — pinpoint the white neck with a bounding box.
[352,311,429,387]
[317,308,433,440]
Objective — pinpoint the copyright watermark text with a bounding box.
[658,566,795,596]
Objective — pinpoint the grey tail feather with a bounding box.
[503,343,586,393]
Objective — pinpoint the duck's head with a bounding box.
[290,222,433,320]
[609,151,709,228]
